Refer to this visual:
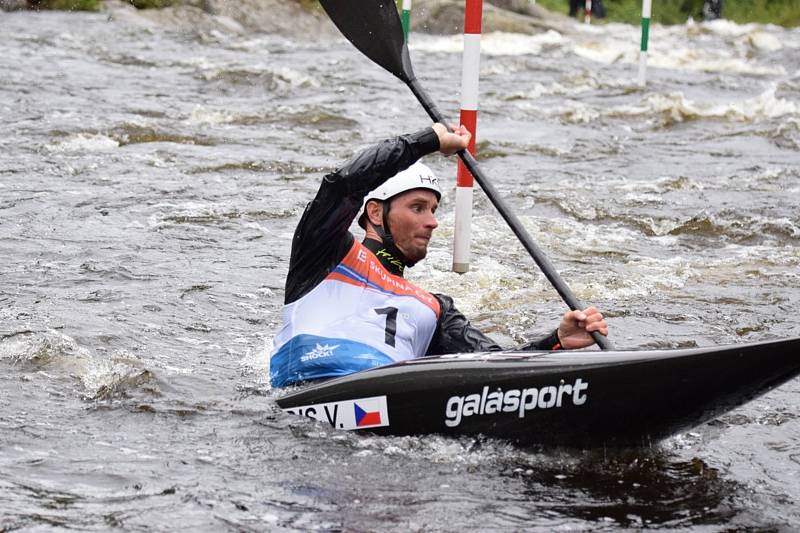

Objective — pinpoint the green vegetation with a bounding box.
[717,0,800,26]
[128,0,176,8]
[28,0,102,10]
[535,0,800,27]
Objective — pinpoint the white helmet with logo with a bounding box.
[357,162,442,229]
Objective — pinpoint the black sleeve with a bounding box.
[425,293,562,355]
[284,127,440,304]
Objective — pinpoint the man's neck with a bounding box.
[362,238,406,277]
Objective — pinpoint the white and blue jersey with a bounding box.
[270,241,440,387]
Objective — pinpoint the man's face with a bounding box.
[386,189,439,263]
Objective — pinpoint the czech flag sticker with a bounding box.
[354,400,383,427]
[281,395,390,431]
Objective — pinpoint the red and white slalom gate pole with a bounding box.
[584,0,592,24]
[452,0,482,274]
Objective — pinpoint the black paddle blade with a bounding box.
[318,0,415,82]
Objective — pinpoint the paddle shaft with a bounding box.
[408,78,611,350]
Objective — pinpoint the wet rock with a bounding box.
[411,0,575,35]
[103,0,338,36]
[0,0,28,10]
[102,0,571,37]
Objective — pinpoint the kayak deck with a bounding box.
[275,337,800,447]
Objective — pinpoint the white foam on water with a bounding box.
[410,30,566,57]
[412,251,546,316]
[571,25,634,65]
[0,330,152,398]
[223,35,275,52]
[197,63,320,90]
[174,336,209,346]
[45,133,119,153]
[748,165,800,186]
[529,217,696,299]
[0,330,91,368]
[349,433,523,466]
[681,244,800,288]
[410,211,687,310]
[547,203,799,299]
[572,33,785,76]
[611,167,796,196]
[341,430,596,477]
[179,55,217,71]
[605,175,701,196]
[481,30,567,56]
[504,69,619,101]
[434,205,718,303]
[742,31,783,53]
[406,212,553,315]
[411,19,794,80]
[603,85,798,124]
[240,336,273,387]
[692,19,791,54]
[649,49,786,76]
[273,66,320,89]
[569,19,792,75]
[700,18,779,39]
[79,356,149,397]
[243,221,277,238]
[775,117,800,150]
[188,105,236,125]
[145,201,228,229]
[553,101,602,124]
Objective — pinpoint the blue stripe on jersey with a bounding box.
[332,264,382,290]
[332,264,408,298]
[270,334,395,388]
[333,263,367,283]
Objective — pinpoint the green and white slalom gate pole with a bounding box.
[401,0,412,42]
[638,0,652,86]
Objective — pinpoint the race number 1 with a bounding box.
[374,306,398,347]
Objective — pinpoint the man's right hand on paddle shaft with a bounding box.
[433,123,471,155]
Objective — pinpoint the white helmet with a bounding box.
[357,162,442,229]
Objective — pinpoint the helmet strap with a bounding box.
[370,201,416,270]
[380,202,393,239]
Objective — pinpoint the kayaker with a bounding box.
[270,124,609,388]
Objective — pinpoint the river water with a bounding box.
[1,4,799,531]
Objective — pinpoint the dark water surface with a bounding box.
[1,6,799,531]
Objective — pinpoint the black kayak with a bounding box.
[275,337,800,447]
